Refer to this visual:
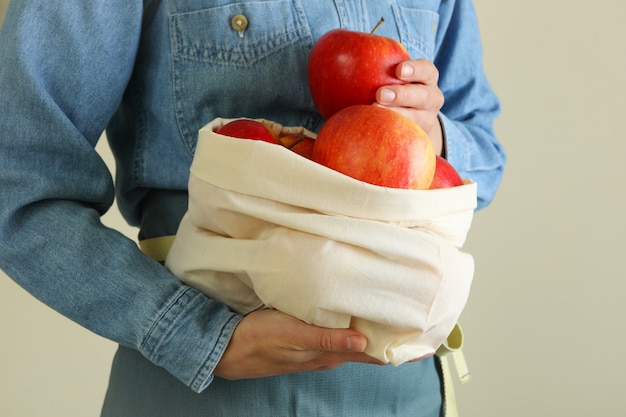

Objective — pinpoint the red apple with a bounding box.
[278,134,315,159]
[429,156,464,189]
[312,105,435,190]
[216,119,278,144]
[307,22,410,119]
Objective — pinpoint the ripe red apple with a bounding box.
[308,22,410,119]
[429,156,464,189]
[312,105,435,190]
[215,119,278,144]
[278,134,315,159]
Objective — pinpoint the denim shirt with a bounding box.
[0,0,505,404]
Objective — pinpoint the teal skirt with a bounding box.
[101,345,443,417]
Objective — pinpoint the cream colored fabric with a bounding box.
[166,118,477,365]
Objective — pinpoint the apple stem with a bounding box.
[370,17,385,35]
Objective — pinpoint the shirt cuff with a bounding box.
[139,286,243,393]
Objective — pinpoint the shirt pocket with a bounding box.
[391,6,439,60]
[169,1,315,154]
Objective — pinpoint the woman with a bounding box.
[0,1,505,415]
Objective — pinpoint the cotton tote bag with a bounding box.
[166,118,477,365]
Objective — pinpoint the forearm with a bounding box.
[0,0,240,392]
[1,197,241,390]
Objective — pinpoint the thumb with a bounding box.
[314,328,368,353]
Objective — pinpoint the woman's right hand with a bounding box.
[213,309,382,380]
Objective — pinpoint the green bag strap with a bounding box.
[436,323,472,417]
[138,235,176,263]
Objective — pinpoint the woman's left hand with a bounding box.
[375,58,445,155]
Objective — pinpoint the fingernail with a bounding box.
[400,63,414,78]
[379,88,396,103]
[347,335,366,352]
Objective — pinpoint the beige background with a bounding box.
[2,1,625,416]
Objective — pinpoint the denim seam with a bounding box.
[139,286,191,359]
[391,5,439,60]
[191,312,243,392]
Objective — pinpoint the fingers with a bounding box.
[293,320,384,367]
[299,326,383,366]
[266,310,366,354]
[374,58,444,153]
[214,309,383,380]
[312,327,367,353]
[376,81,444,116]
[376,58,443,112]
[396,59,440,84]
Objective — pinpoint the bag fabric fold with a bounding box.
[166,118,477,365]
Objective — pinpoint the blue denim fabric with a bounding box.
[102,346,444,417]
[0,0,505,413]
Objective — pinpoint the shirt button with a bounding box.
[231,14,249,37]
